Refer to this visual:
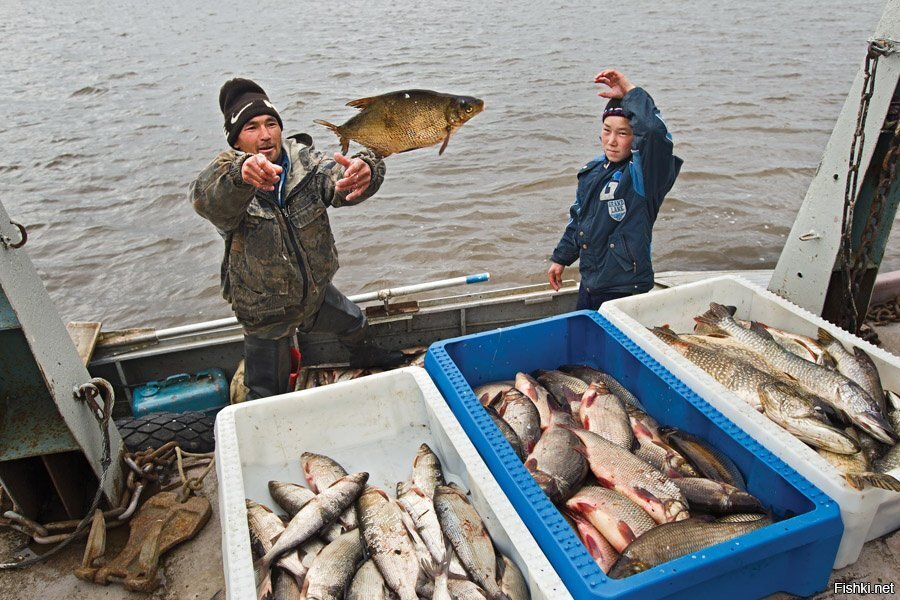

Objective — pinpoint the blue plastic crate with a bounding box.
[424,311,842,600]
[131,368,229,417]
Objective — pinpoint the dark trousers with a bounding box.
[243,284,366,400]
[576,286,632,311]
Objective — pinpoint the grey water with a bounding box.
[0,0,893,330]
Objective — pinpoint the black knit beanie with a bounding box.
[602,98,628,121]
[218,78,283,147]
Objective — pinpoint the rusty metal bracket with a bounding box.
[0,221,26,249]
[75,491,211,592]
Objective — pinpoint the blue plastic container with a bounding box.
[131,369,229,417]
[424,311,842,600]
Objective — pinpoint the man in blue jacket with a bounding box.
[548,69,683,310]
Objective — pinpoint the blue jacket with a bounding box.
[551,88,682,294]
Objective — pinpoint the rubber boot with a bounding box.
[243,335,293,400]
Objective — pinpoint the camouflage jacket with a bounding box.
[189,134,385,333]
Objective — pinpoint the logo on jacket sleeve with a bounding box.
[607,198,626,221]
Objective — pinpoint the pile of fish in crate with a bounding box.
[649,302,899,491]
[600,274,900,569]
[215,367,568,600]
[425,311,842,599]
[248,445,527,599]
[473,365,772,578]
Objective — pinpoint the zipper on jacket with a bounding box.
[260,197,309,303]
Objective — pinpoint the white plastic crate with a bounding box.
[600,275,900,569]
[214,366,569,599]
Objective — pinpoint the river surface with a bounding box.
[0,0,894,329]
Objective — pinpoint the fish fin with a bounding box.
[346,96,377,110]
[693,310,725,333]
[723,305,738,317]
[650,326,686,347]
[616,522,637,546]
[313,118,339,133]
[749,321,774,341]
[439,131,451,155]
[846,472,900,492]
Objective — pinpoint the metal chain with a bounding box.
[0,441,214,556]
[839,39,897,333]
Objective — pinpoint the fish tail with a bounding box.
[254,559,272,600]
[845,472,900,492]
[313,119,350,154]
[817,327,838,347]
[313,118,339,133]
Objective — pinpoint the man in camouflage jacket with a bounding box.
[190,78,394,400]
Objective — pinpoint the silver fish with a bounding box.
[268,480,315,517]
[558,364,644,409]
[272,569,304,600]
[497,555,530,600]
[515,372,568,430]
[301,529,366,600]
[524,426,588,505]
[447,579,492,600]
[473,380,516,408]
[486,405,526,461]
[396,480,446,565]
[758,380,860,454]
[245,499,307,593]
[346,558,395,600]
[255,472,368,597]
[570,428,689,524]
[357,487,421,600]
[634,437,699,479]
[498,389,542,455]
[659,427,747,491]
[874,443,900,475]
[627,404,698,479]
[816,429,900,492]
[434,484,504,600]
[670,477,765,515]
[562,509,620,574]
[579,381,634,450]
[818,328,886,414]
[565,486,656,553]
[301,452,358,533]
[534,369,587,411]
[695,303,896,444]
[412,443,446,500]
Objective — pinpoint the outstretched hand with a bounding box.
[594,69,635,99]
[241,153,282,191]
[334,153,372,201]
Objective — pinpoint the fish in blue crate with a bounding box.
[473,363,773,578]
[245,443,530,599]
[650,302,900,493]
